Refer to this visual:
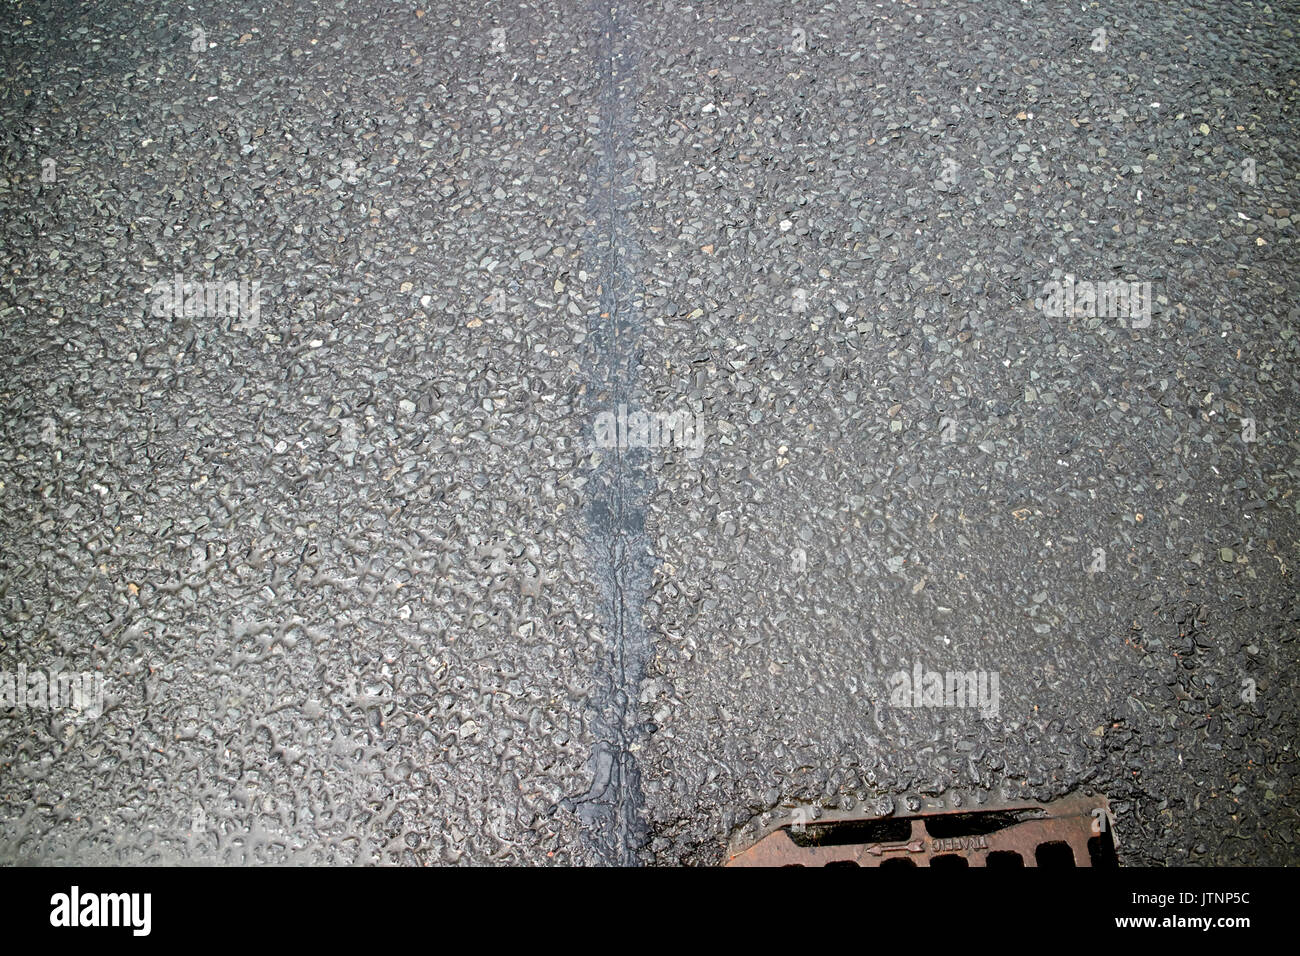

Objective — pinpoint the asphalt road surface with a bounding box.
[1,0,1297,865]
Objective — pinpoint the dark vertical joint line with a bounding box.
[571,0,652,864]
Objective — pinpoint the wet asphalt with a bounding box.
[1,0,1297,865]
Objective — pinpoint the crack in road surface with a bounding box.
[567,0,652,865]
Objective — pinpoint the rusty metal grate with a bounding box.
[727,792,1116,867]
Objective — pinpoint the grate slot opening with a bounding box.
[1035,841,1077,867]
[787,817,912,847]
[1087,831,1118,868]
[922,808,1047,839]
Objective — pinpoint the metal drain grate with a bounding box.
[727,793,1116,867]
